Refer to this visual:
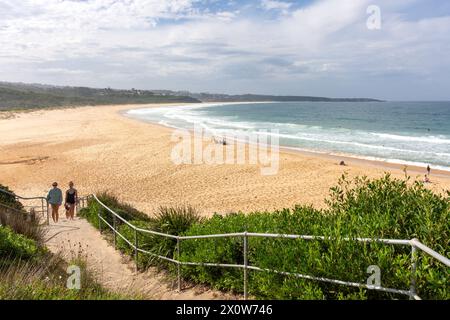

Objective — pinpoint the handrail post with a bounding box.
[134,228,139,273]
[244,231,248,300]
[410,239,418,300]
[177,237,182,292]
[45,199,49,226]
[113,215,117,249]
[98,207,102,234]
[41,198,44,220]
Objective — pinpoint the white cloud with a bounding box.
[0,0,449,99]
[261,0,292,12]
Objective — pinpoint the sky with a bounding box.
[0,0,450,100]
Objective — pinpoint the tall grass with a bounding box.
[116,206,202,269]
[0,252,130,300]
[0,207,46,245]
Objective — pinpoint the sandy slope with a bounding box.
[0,104,449,217]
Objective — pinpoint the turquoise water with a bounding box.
[127,101,450,171]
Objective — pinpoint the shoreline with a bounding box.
[1,103,449,217]
[281,147,450,179]
[123,104,450,180]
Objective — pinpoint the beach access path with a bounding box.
[44,216,237,300]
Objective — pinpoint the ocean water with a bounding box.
[127,101,450,171]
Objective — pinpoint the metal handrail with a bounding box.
[88,194,450,300]
[0,188,49,225]
[0,202,25,214]
[410,238,450,266]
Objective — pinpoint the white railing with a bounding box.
[84,194,450,301]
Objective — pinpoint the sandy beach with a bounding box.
[1,104,449,217]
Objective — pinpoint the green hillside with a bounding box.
[0,82,200,111]
[0,81,383,111]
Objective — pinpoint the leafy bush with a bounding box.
[179,174,449,299]
[0,184,23,211]
[0,226,38,260]
[116,220,153,268]
[326,174,449,247]
[78,192,150,229]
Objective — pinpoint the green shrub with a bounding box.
[0,184,24,210]
[179,213,246,292]
[179,174,449,300]
[79,192,150,230]
[0,225,38,259]
[116,220,153,269]
[326,174,450,247]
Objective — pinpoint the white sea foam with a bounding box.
[370,132,450,144]
[126,102,450,171]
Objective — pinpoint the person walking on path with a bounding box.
[65,181,78,221]
[47,182,63,223]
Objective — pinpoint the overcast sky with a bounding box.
[1,0,449,100]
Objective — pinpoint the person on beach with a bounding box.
[424,174,431,183]
[47,182,63,223]
[427,165,431,176]
[65,181,78,221]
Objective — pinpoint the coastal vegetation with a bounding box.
[0,81,382,111]
[0,82,200,111]
[79,174,450,300]
[0,185,131,300]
